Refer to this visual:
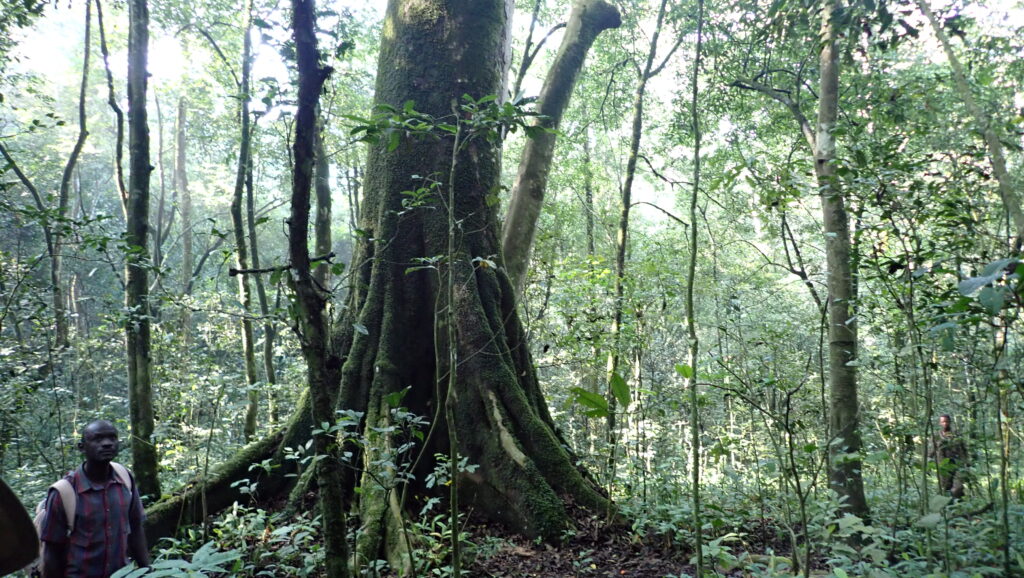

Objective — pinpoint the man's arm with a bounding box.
[127,485,150,567]
[39,489,68,578]
[41,542,68,578]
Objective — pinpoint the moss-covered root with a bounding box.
[353,391,414,575]
[144,392,314,545]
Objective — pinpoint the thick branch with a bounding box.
[501,0,621,296]
[731,78,815,150]
[917,0,1024,249]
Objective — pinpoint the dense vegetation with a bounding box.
[1,0,1022,576]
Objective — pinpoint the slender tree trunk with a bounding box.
[176,98,194,339]
[153,94,167,292]
[248,137,277,425]
[916,0,1024,250]
[817,0,868,520]
[230,0,260,442]
[288,1,347,576]
[686,0,705,572]
[314,122,332,288]
[126,0,160,499]
[501,0,620,296]
[95,0,129,221]
[344,148,361,233]
[605,0,674,482]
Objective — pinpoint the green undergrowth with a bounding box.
[619,487,1023,577]
[111,496,506,577]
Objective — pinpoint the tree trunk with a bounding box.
[248,129,277,425]
[685,0,705,571]
[230,0,260,442]
[176,98,193,340]
[501,0,620,296]
[817,0,868,520]
[126,0,160,499]
[337,0,610,566]
[146,1,610,560]
[288,1,348,576]
[916,0,1024,250]
[314,122,332,288]
[604,0,674,484]
[96,0,129,221]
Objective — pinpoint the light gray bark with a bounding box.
[817,0,868,520]
[501,0,620,296]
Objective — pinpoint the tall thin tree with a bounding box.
[230,0,260,442]
[817,0,868,519]
[126,0,160,498]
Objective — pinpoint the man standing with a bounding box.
[932,413,968,500]
[39,420,150,577]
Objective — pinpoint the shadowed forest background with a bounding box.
[1,0,1022,576]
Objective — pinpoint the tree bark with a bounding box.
[126,0,160,499]
[817,0,868,520]
[338,0,610,566]
[501,0,620,297]
[314,122,333,288]
[230,0,260,443]
[176,98,194,339]
[288,1,348,576]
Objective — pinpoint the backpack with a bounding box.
[25,462,132,577]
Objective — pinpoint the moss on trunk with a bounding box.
[146,0,612,563]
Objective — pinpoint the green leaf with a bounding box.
[978,286,1006,314]
[384,387,408,408]
[982,257,1016,276]
[928,494,952,512]
[610,372,630,408]
[353,323,369,335]
[958,274,995,296]
[915,513,942,528]
[569,387,608,417]
[675,364,694,379]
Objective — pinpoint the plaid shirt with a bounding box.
[40,464,145,578]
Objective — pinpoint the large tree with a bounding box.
[333,0,610,564]
[146,0,611,565]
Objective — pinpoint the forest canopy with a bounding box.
[0,0,1022,576]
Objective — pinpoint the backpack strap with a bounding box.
[51,464,132,535]
[110,462,133,493]
[51,479,75,534]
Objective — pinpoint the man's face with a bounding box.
[939,416,951,431]
[79,422,120,463]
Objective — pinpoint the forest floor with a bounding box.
[464,511,800,577]
[466,521,694,577]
